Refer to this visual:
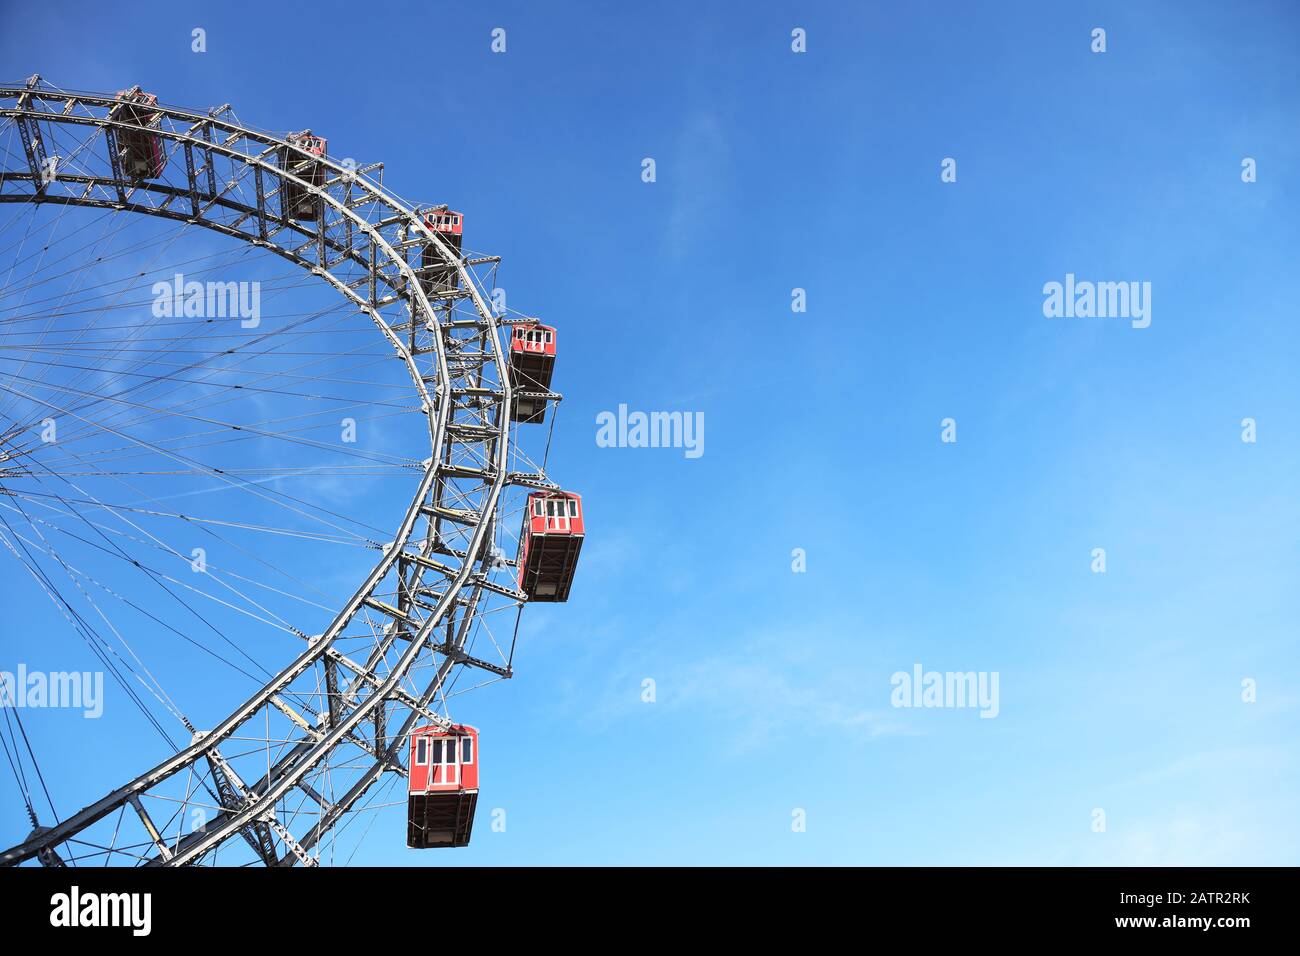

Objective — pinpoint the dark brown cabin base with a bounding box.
[520,533,582,602]
[407,791,478,848]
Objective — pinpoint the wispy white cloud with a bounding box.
[663,112,734,262]
[1075,805,1295,867]
[571,624,916,750]
[662,649,918,750]
[990,747,1300,866]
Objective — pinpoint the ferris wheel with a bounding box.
[0,76,583,866]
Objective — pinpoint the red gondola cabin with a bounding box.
[279,131,327,221]
[419,209,463,296]
[114,87,166,180]
[407,724,479,849]
[518,491,583,602]
[509,323,556,424]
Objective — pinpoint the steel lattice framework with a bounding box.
[0,79,562,866]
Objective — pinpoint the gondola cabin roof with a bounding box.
[410,723,478,738]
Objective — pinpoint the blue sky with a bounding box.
[2,0,1299,864]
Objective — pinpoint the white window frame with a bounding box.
[442,737,460,785]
